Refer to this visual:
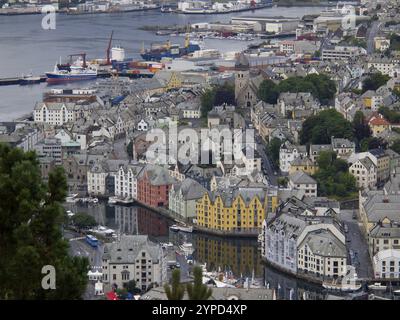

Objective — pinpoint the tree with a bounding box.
[362,73,390,93]
[257,79,279,104]
[126,140,134,159]
[164,269,185,300]
[378,106,400,124]
[352,111,371,146]
[360,137,388,152]
[300,109,354,144]
[390,139,400,154]
[267,137,283,168]
[124,280,141,295]
[186,265,212,300]
[0,143,89,299]
[71,212,97,230]
[200,83,235,118]
[200,88,215,118]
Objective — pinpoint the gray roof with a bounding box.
[172,178,207,200]
[289,171,317,185]
[103,235,159,264]
[300,229,347,258]
[363,192,400,223]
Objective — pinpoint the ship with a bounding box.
[140,34,201,62]
[185,48,221,61]
[46,53,98,84]
[19,73,41,85]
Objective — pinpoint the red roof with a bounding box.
[369,117,390,126]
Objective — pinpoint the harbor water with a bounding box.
[0,6,326,121]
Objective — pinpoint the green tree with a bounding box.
[71,212,97,230]
[0,143,89,299]
[378,106,400,124]
[360,137,388,152]
[267,137,283,167]
[123,280,141,295]
[200,83,235,118]
[352,111,371,146]
[300,109,354,144]
[164,269,185,300]
[390,139,400,154]
[362,73,390,93]
[186,265,212,300]
[200,88,216,118]
[257,79,279,104]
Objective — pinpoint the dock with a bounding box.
[0,76,47,86]
[0,71,153,87]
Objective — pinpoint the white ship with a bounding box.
[169,224,193,233]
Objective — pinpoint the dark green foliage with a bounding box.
[362,73,390,93]
[126,140,133,158]
[186,266,212,300]
[390,139,400,154]
[200,83,235,118]
[267,137,283,167]
[389,33,400,51]
[313,151,357,198]
[360,137,388,152]
[164,269,185,300]
[0,143,89,299]
[71,212,97,230]
[378,106,400,124]
[352,111,372,147]
[258,74,336,105]
[300,109,354,144]
[123,280,141,295]
[257,79,279,104]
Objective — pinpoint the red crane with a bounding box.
[106,31,114,65]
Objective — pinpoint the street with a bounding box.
[339,210,373,279]
[255,133,278,186]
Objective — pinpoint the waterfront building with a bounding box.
[114,163,145,200]
[231,16,300,33]
[168,178,207,220]
[102,235,164,291]
[196,187,278,232]
[372,249,400,279]
[262,196,346,278]
[87,159,130,197]
[137,164,176,207]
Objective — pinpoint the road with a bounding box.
[255,133,278,186]
[367,21,381,54]
[64,230,104,299]
[339,209,373,279]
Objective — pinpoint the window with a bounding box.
[113,274,116,280]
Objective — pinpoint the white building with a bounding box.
[114,164,144,200]
[102,235,164,291]
[349,156,377,190]
[279,141,307,173]
[288,171,318,197]
[321,46,367,61]
[373,249,400,279]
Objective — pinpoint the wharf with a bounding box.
[0,76,46,86]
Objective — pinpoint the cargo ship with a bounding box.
[140,34,201,61]
[46,53,98,84]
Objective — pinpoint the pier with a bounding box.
[0,76,46,86]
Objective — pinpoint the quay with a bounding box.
[0,71,152,87]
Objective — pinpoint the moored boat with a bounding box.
[20,73,41,85]
[169,224,193,233]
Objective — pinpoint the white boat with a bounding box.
[322,278,362,292]
[108,196,118,204]
[169,224,193,233]
[369,283,387,290]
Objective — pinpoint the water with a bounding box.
[0,6,327,120]
[67,201,328,299]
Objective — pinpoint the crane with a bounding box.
[106,30,114,65]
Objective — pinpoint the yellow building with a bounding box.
[368,115,390,137]
[288,156,318,175]
[196,188,278,232]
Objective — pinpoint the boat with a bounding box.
[108,196,118,204]
[369,283,387,291]
[46,53,97,84]
[169,224,193,233]
[140,34,201,62]
[322,277,362,292]
[185,49,221,61]
[19,73,41,85]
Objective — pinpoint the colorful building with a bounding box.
[196,187,278,232]
[137,164,176,207]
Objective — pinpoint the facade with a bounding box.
[368,218,400,258]
[372,249,400,279]
[102,235,164,291]
[349,156,377,190]
[288,171,317,197]
[34,138,63,165]
[168,178,206,220]
[279,141,307,173]
[262,197,346,278]
[196,187,278,232]
[321,46,366,61]
[114,164,144,200]
[368,148,390,184]
[288,156,318,175]
[137,164,176,207]
[331,137,355,159]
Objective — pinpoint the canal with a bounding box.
[66,201,330,300]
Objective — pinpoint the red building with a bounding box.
[137,165,176,207]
